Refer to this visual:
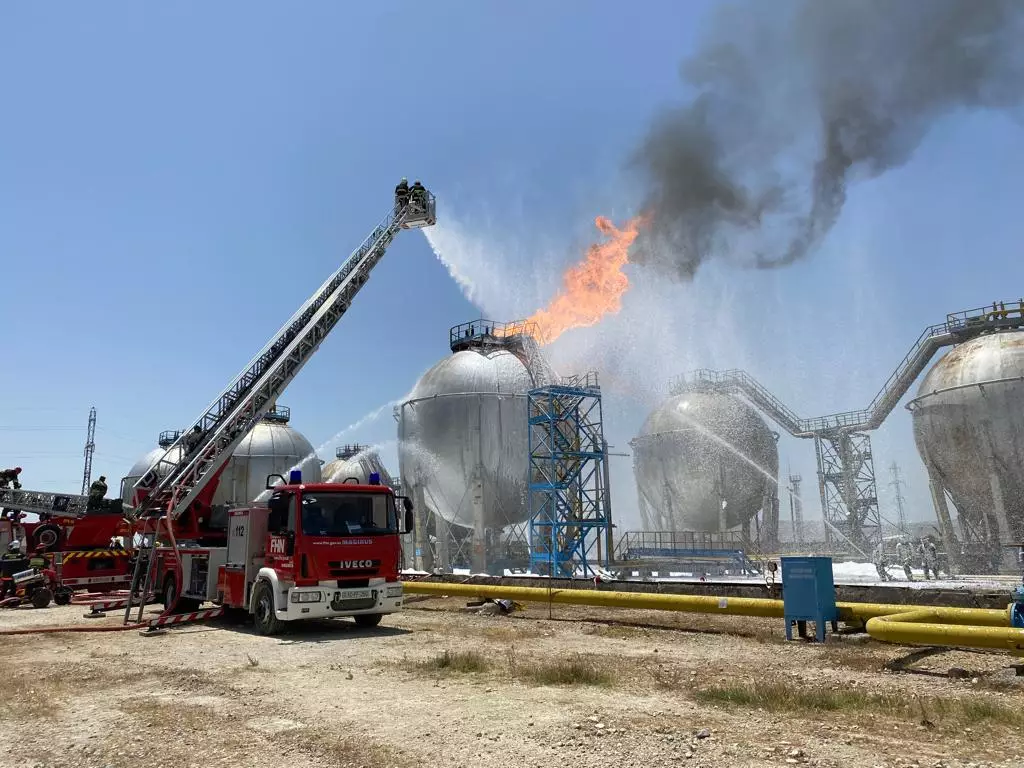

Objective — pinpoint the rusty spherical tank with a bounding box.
[910,332,1024,540]
[631,392,779,531]
[397,342,556,530]
[322,444,394,487]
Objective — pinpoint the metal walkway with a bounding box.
[671,300,1024,551]
[676,301,1024,437]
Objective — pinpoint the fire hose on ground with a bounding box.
[400,581,1024,655]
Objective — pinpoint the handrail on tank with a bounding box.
[336,444,367,459]
[448,318,539,352]
[263,405,291,423]
[158,430,182,448]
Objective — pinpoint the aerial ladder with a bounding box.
[117,184,436,624]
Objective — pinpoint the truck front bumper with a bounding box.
[277,582,403,622]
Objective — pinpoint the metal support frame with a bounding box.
[815,431,880,553]
[81,407,96,497]
[527,373,609,577]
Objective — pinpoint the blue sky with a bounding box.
[2,2,1022,531]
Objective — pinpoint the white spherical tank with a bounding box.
[215,409,321,505]
[910,331,1024,540]
[119,408,321,508]
[120,432,183,506]
[322,444,394,487]
[631,392,779,531]
[398,326,556,530]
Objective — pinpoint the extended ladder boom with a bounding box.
[130,186,436,526]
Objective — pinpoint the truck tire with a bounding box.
[31,587,53,609]
[53,587,74,606]
[353,613,383,628]
[32,524,62,553]
[251,580,283,636]
[161,576,201,614]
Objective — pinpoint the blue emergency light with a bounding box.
[368,472,381,485]
[289,469,302,484]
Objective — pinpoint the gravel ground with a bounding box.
[0,596,1022,768]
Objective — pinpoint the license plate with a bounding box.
[338,589,371,600]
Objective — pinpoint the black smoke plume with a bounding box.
[629,0,1024,280]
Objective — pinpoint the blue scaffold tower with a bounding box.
[528,372,610,577]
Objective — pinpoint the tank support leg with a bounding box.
[987,460,1013,571]
[924,462,959,575]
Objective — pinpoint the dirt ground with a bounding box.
[1,596,1022,768]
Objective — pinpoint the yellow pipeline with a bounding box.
[401,581,1023,654]
[866,609,1024,654]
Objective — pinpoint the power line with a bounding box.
[0,426,83,431]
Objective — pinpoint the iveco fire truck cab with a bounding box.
[154,471,413,634]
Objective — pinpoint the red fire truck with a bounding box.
[0,498,133,602]
[5,181,435,633]
[151,475,413,633]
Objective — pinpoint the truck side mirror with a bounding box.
[402,497,413,514]
[265,473,286,490]
[404,508,414,535]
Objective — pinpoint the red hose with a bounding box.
[0,621,148,635]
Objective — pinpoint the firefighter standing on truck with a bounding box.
[89,476,108,499]
[0,467,23,522]
[0,467,22,489]
[88,475,108,511]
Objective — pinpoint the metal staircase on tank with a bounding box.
[670,299,1024,555]
[527,372,610,577]
[123,188,437,624]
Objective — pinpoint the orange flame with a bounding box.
[526,215,645,344]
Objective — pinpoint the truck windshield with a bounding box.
[299,492,396,536]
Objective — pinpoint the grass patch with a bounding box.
[507,647,613,687]
[412,649,492,674]
[286,727,407,768]
[647,662,691,691]
[817,644,889,673]
[694,677,1024,727]
[121,696,218,732]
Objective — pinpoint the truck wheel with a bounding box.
[53,587,74,606]
[353,613,383,628]
[31,587,53,609]
[32,524,62,553]
[161,577,201,614]
[251,581,283,636]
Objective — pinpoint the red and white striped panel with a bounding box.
[147,607,225,628]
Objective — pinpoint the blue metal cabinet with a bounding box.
[781,556,838,642]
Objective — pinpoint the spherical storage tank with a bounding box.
[631,392,779,531]
[910,332,1024,540]
[397,329,556,530]
[120,408,321,507]
[322,444,394,487]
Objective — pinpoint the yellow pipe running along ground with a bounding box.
[401,581,1024,655]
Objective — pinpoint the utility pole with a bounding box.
[889,461,908,537]
[81,407,97,496]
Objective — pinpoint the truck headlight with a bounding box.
[291,591,323,603]
[386,585,403,598]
